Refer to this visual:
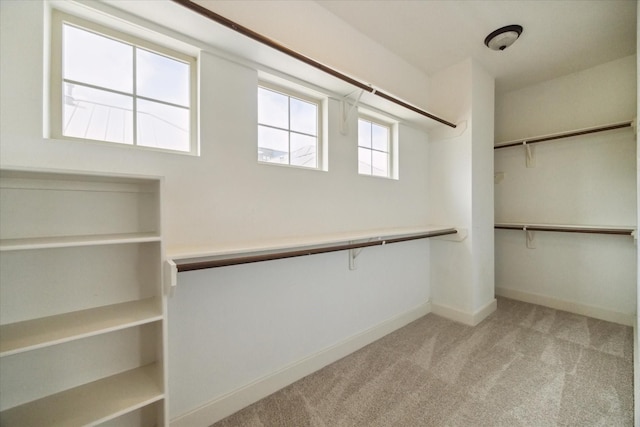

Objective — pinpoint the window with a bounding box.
[51,11,197,154]
[358,116,393,178]
[258,85,321,169]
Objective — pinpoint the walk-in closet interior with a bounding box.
[0,0,637,425]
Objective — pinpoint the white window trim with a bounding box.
[49,9,199,155]
[357,112,399,180]
[257,80,326,171]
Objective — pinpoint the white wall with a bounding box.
[470,62,496,315]
[170,240,431,422]
[494,55,637,324]
[427,61,473,319]
[496,56,637,142]
[0,1,454,423]
[0,0,434,252]
[427,59,496,324]
[191,0,431,113]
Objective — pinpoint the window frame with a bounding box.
[49,10,198,155]
[357,113,397,179]
[257,81,324,170]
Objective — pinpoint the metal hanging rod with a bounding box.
[495,223,635,236]
[174,228,457,272]
[494,121,633,150]
[171,0,457,128]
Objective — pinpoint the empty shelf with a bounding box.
[0,363,163,426]
[0,298,162,357]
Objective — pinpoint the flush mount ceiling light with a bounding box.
[484,25,523,51]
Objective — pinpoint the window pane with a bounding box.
[63,24,133,93]
[290,133,317,168]
[258,88,288,129]
[372,150,389,177]
[137,48,189,107]
[358,147,372,175]
[358,119,371,148]
[372,123,389,152]
[63,83,133,144]
[290,98,317,135]
[258,125,289,164]
[137,99,190,151]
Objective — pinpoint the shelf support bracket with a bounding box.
[349,243,366,270]
[524,141,535,168]
[524,226,536,249]
[340,89,366,135]
[349,237,380,270]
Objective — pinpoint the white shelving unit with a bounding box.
[0,168,167,426]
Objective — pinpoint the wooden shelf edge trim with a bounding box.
[175,228,457,272]
[495,224,635,236]
[494,121,633,149]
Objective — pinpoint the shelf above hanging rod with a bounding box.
[169,227,457,273]
[494,120,634,150]
[495,222,636,236]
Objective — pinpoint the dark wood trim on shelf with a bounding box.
[171,0,457,128]
[494,121,633,149]
[174,229,458,272]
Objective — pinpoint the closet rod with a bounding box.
[494,121,633,149]
[175,229,457,272]
[171,0,457,129]
[495,224,634,236]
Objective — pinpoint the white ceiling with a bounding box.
[315,0,637,93]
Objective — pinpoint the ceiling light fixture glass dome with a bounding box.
[484,25,523,51]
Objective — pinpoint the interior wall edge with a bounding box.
[169,299,431,426]
[431,298,497,326]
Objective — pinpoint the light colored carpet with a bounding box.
[213,297,633,426]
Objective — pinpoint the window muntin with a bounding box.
[53,12,196,154]
[258,86,320,169]
[358,117,391,177]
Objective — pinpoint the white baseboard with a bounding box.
[431,298,497,326]
[495,287,634,326]
[170,301,432,427]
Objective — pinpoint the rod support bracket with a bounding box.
[349,237,381,270]
[340,89,365,135]
[523,141,536,168]
[524,226,536,249]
